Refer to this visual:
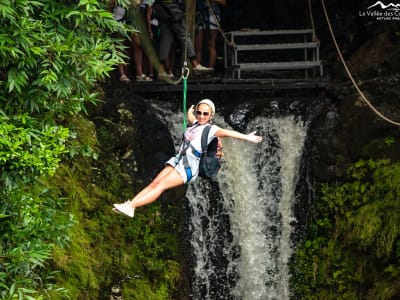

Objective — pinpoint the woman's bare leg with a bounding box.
[130,166,184,208]
[195,30,203,65]
[132,34,144,76]
[130,165,175,201]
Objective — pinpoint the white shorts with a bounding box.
[197,14,219,30]
[166,149,201,184]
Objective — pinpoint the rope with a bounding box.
[180,0,193,131]
[320,0,400,127]
[181,63,190,130]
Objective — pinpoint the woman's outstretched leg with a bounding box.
[113,166,184,217]
[131,167,183,207]
[131,165,175,201]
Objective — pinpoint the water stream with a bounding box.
[151,103,308,299]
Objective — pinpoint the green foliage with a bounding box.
[0,0,135,298]
[0,112,69,188]
[0,0,125,113]
[291,159,400,299]
[384,137,395,146]
[42,114,182,299]
[0,0,127,189]
[0,0,181,298]
[0,185,73,299]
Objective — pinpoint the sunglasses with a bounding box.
[196,110,210,116]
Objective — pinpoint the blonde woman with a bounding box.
[113,99,263,217]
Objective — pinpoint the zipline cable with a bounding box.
[320,0,400,127]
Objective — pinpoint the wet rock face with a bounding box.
[96,88,175,183]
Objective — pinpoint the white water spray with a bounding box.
[217,116,307,300]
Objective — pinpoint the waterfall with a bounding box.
[219,116,307,300]
[150,102,307,299]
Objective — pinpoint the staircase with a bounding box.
[224,29,323,79]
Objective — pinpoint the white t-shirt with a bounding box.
[183,123,220,153]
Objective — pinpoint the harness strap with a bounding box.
[182,154,193,181]
[200,125,212,155]
[189,145,201,157]
[177,123,212,182]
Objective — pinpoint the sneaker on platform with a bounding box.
[193,64,214,72]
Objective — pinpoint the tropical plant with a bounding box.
[0,0,129,298]
[291,159,400,299]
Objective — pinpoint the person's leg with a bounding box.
[207,29,218,68]
[142,46,151,76]
[171,21,197,63]
[132,33,144,76]
[158,22,174,75]
[166,40,177,76]
[195,29,204,65]
[130,165,175,201]
[118,64,131,82]
[159,23,173,63]
[130,166,184,208]
[170,18,214,70]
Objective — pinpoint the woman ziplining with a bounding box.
[112,99,263,218]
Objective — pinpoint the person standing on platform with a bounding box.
[125,0,154,82]
[153,0,214,78]
[195,0,226,69]
[110,0,131,82]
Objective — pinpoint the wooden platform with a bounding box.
[130,77,328,94]
[124,29,327,94]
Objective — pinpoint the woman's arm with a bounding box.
[187,105,196,126]
[215,128,263,144]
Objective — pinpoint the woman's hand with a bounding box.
[246,131,263,143]
[187,105,196,125]
[188,104,195,115]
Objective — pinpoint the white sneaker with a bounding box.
[193,64,214,72]
[113,201,135,218]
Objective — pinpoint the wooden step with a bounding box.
[236,61,322,72]
[235,42,319,51]
[227,29,315,37]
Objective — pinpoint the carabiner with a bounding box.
[181,61,190,79]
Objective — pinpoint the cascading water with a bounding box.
[219,116,307,300]
[150,102,307,300]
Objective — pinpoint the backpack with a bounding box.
[153,0,184,23]
[198,125,221,179]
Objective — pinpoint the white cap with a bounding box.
[196,99,215,115]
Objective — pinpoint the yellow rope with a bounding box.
[320,0,400,127]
